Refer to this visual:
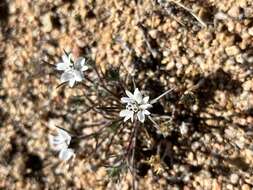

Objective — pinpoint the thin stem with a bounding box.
[126,126,136,158]
[81,93,116,119]
[105,122,124,156]
[80,121,109,127]
[93,119,123,151]
[93,64,121,102]
[96,106,121,110]
[78,101,101,114]
[165,7,185,27]
[137,23,159,58]
[118,62,131,90]
[54,125,73,135]
[148,116,160,131]
[151,115,173,120]
[150,88,175,104]
[85,78,118,104]
[56,81,68,89]
[131,123,139,190]
[42,60,56,68]
[168,0,207,28]
[76,122,110,139]
[132,77,136,89]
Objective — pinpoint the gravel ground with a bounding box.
[0,0,253,189]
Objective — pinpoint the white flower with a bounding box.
[49,128,75,161]
[119,88,152,123]
[56,52,89,87]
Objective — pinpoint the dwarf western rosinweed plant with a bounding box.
[48,50,175,186]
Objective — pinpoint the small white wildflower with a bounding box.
[49,128,75,161]
[120,88,152,123]
[56,52,89,87]
[119,87,175,124]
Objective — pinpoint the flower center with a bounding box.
[126,102,139,113]
[68,59,75,69]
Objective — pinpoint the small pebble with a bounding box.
[248,27,253,36]
[230,173,239,184]
[225,46,240,56]
[191,142,201,151]
[242,184,251,190]
[235,54,245,63]
[41,13,53,33]
[180,122,188,135]
[228,6,240,18]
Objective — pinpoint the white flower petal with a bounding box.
[69,78,76,87]
[143,96,149,104]
[119,109,134,122]
[49,129,72,151]
[73,70,83,82]
[121,97,133,103]
[119,109,132,117]
[59,148,75,161]
[80,57,86,66]
[56,62,71,71]
[81,65,89,72]
[48,134,56,146]
[49,135,68,151]
[143,110,150,115]
[62,54,70,64]
[124,116,130,122]
[60,71,75,83]
[68,53,74,62]
[58,129,71,146]
[130,114,134,122]
[133,88,143,104]
[74,57,89,72]
[74,57,83,68]
[139,103,152,110]
[53,142,68,151]
[125,90,135,99]
[49,128,75,161]
[137,111,145,123]
[60,68,83,87]
[50,135,63,144]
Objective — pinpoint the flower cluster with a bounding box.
[50,51,173,162]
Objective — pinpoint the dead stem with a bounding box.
[150,87,175,104]
[76,121,112,139]
[131,123,139,190]
[164,7,186,27]
[56,81,68,89]
[148,116,160,131]
[168,0,207,28]
[137,23,160,58]
[42,59,56,68]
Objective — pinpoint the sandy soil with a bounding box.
[0,0,253,189]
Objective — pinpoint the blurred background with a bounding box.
[0,0,253,189]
